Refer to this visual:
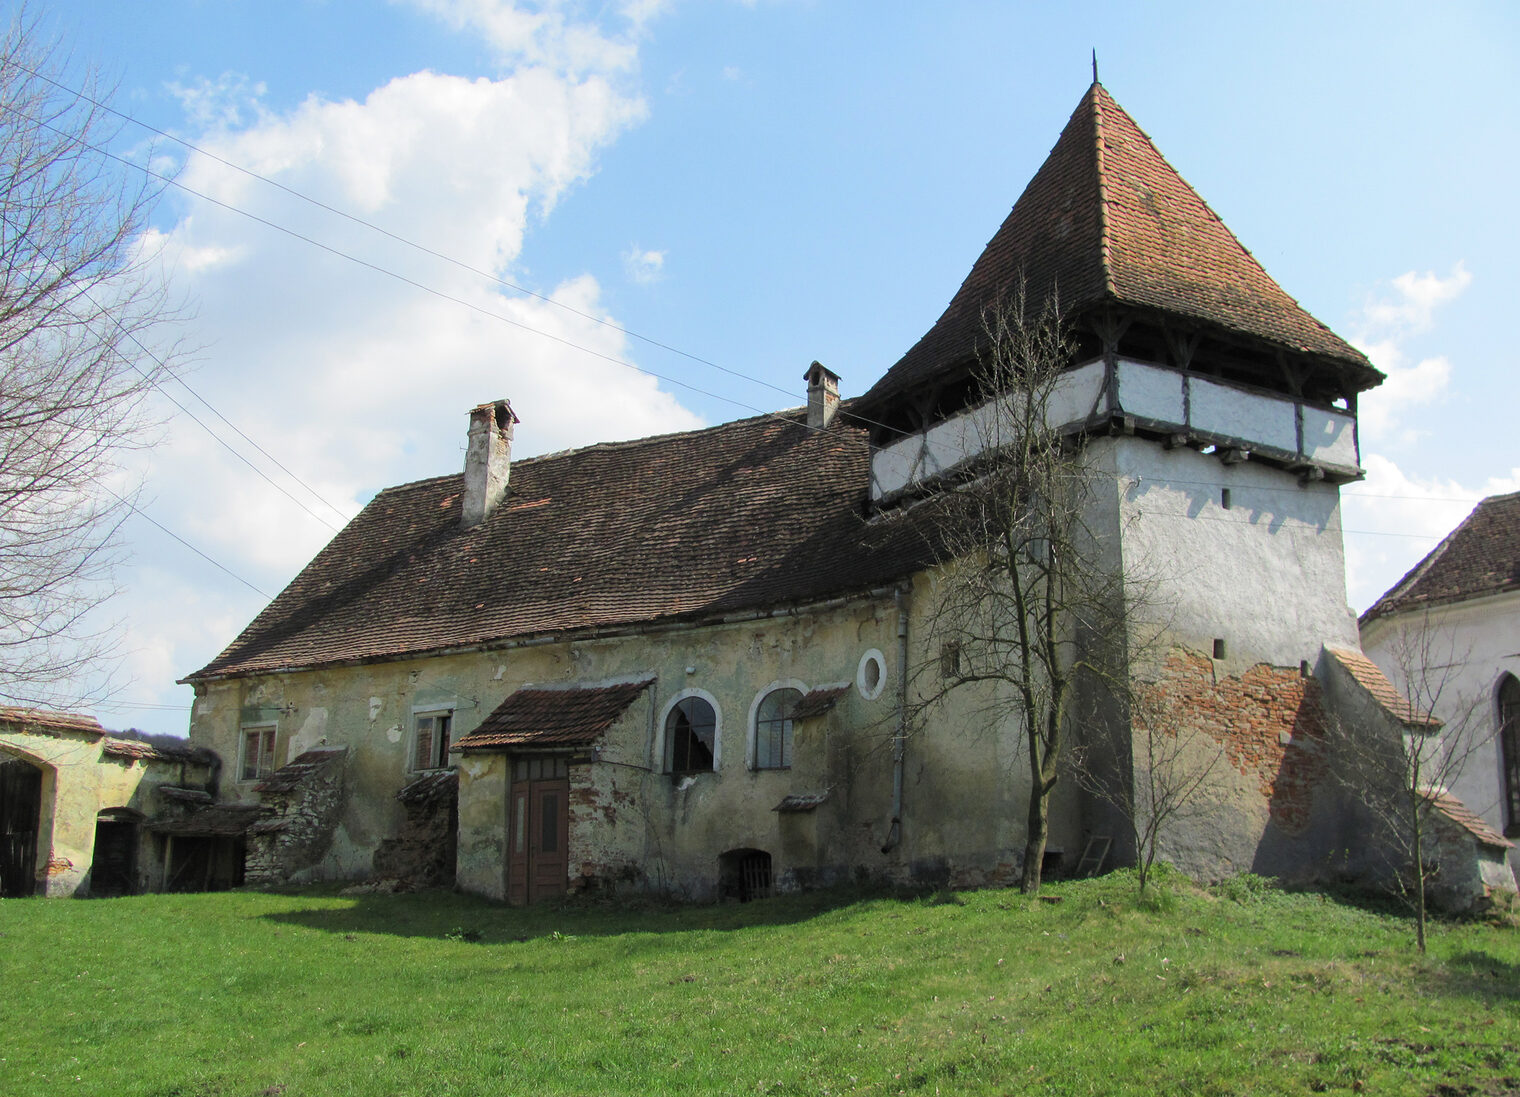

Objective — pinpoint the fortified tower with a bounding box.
[855,82,1385,877]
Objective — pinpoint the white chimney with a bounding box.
[461,399,519,528]
[805,361,840,429]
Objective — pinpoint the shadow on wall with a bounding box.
[1250,679,1338,881]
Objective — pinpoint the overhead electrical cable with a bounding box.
[92,482,271,599]
[79,293,345,531]
[4,59,801,402]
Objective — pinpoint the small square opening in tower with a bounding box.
[1212,638,1227,660]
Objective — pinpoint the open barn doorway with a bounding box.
[0,756,43,897]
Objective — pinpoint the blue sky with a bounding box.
[33,1,1520,733]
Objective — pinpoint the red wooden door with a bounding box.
[507,757,569,905]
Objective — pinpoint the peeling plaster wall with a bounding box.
[193,591,1075,899]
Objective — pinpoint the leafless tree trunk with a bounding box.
[905,289,1130,895]
[0,9,177,708]
[1329,620,1484,953]
[1070,669,1224,893]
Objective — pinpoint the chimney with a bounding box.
[461,399,519,528]
[804,361,840,429]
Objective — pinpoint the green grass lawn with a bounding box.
[1,872,1516,1096]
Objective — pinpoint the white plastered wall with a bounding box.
[1361,590,1520,876]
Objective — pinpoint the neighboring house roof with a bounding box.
[186,408,935,682]
[1361,491,1520,625]
[1325,647,1442,730]
[856,81,1378,418]
[454,679,655,752]
[0,707,105,737]
[101,735,212,764]
[1424,788,1514,850]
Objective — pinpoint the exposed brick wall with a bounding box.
[567,771,641,892]
[1140,648,1326,835]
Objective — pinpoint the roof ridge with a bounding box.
[1090,81,1115,297]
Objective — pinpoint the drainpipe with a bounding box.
[881,585,910,853]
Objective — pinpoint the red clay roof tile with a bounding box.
[857,83,1377,417]
[1362,491,1520,624]
[454,679,654,751]
[185,408,933,681]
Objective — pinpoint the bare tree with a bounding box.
[1329,621,1487,953]
[1069,669,1225,893]
[905,291,1131,894]
[0,9,176,708]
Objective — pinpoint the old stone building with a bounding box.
[175,81,1512,904]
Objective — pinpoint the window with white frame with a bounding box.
[753,687,802,770]
[241,724,277,781]
[413,710,454,771]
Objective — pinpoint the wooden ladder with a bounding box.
[1075,835,1111,878]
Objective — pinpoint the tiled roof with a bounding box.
[1424,788,1514,850]
[101,736,212,764]
[454,679,655,752]
[1325,646,1441,730]
[856,82,1377,418]
[255,746,347,795]
[1362,492,1520,624]
[397,769,457,805]
[148,802,270,838]
[790,685,850,720]
[187,408,934,681]
[0,707,104,737]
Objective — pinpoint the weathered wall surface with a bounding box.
[1128,647,1334,881]
[1100,436,1359,673]
[1362,591,1520,877]
[193,585,1080,900]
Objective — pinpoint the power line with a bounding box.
[94,481,271,599]
[1,59,802,402]
[81,290,348,533]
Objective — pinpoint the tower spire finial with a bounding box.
[1092,49,1099,85]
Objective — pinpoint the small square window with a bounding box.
[414,711,453,770]
[241,725,277,781]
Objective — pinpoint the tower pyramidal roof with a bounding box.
[858,82,1381,416]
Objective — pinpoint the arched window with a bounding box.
[753,687,802,770]
[1499,674,1520,837]
[665,696,717,775]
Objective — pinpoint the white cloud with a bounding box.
[1341,453,1520,613]
[396,0,657,73]
[622,245,665,284]
[89,1,700,734]
[1351,262,1470,443]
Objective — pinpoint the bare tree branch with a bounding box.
[0,8,179,709]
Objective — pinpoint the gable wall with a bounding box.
[1361,590,1520,876]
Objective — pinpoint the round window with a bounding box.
[857,649,887,700]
